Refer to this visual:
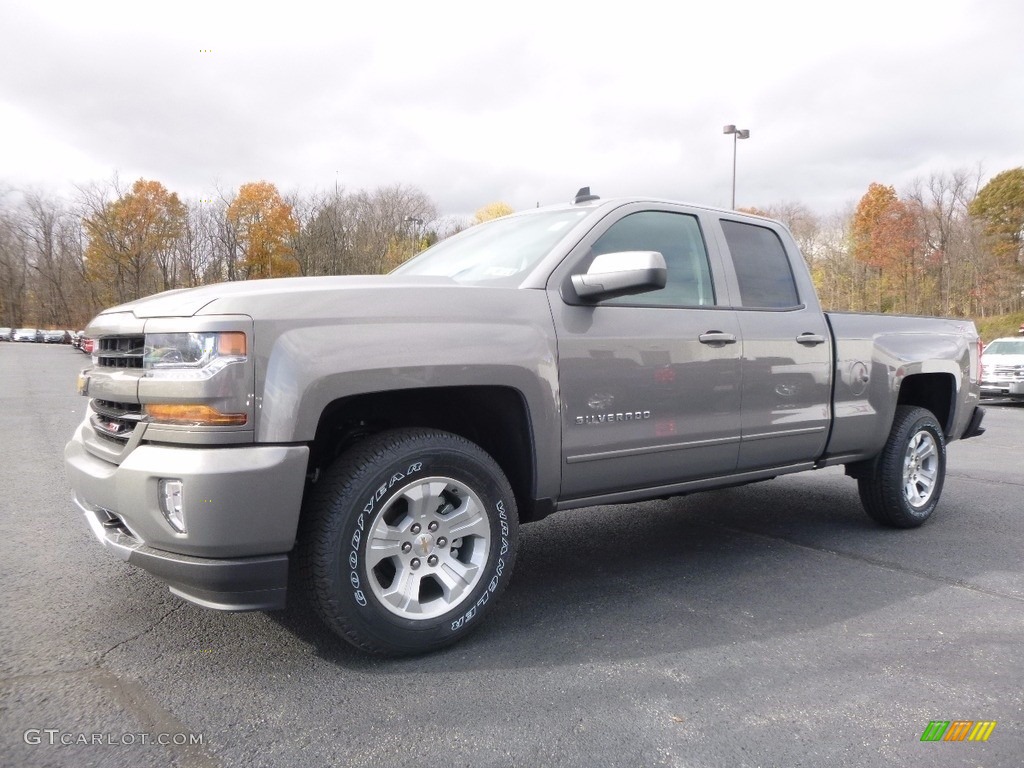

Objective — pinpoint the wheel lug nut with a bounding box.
[401,542,412,553]
[410,523,421,534]
[428,555,438,567]
[428,521,439,532]
[437,537,447,547]
[410,558,421,569]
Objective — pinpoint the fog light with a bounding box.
[159,479,186,533]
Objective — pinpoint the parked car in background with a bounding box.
[0,327,12,341]
[981,337,1024,400]
[80,337,94,355]
[42,329,68,344]
[13,328,40,342]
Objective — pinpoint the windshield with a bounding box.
[985,340,1024,355]
[394,208,592,285]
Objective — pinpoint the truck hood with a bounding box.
[99,275,465,319]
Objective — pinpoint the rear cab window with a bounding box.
[720,219,800,309]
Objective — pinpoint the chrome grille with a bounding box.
[96,335,145,368]
[992,365,1024,378]
[91,399,144,442]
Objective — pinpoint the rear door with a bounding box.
[548,203,743,500]
[715,217,832,470]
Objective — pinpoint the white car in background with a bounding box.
[981,337,1024,400]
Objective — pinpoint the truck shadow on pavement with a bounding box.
[269,468,1004,672]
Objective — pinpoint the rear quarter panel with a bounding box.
[825,312,979,460]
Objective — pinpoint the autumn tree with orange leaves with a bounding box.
[9,168,1024,334]
[226,182,299,279]
[83,178,187,305]
[851,182,922,313]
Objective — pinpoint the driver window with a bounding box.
[590,211,715,307]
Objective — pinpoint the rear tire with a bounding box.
[857,406,946,528]
[297,428,518,656]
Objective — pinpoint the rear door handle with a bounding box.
[698,331,738,346]
[796,333,827,346]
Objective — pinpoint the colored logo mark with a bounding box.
[920,720,996,742]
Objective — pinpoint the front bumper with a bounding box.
[77,501,289,610]
[65,420,310,610]
[980,379,1024,398]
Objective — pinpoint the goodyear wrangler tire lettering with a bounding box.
[299,429,519,657]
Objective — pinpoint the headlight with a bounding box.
[144,332,246,378]
[141,331,250,427]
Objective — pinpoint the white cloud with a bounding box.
[1,0,1021,216]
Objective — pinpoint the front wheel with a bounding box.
[298,429,519,656]
[857,405,947,528]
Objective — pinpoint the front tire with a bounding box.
[857,405,947,528]
[298,429,519,656]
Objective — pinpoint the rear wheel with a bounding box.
[857,406,946,528]
[298,428,518,656]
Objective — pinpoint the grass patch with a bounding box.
[975,312,1024,344]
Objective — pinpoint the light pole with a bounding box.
[404,216,423,258]
[723,124,750,209]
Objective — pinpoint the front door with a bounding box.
[549,206,743,501]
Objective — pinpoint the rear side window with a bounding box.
[721,220,800,308]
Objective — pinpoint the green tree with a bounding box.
[968,167,1024,263]
[968,168,1024,313]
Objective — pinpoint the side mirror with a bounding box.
[571,251,667,300]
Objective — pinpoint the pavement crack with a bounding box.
[948,470,1024,489]
[98,602,187,662]
[713,523,1024,604]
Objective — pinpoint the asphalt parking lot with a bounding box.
[1,342,1021,768]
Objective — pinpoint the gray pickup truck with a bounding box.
[65,190,986,655]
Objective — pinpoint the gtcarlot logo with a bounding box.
[24,729,205,747]
[920,720,997,742]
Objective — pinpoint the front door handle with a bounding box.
[698,331,738,346]
[796,333,827,346]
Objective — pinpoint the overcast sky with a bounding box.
[1,0,1021,218]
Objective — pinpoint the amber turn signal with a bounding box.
[217,332,247,357]
[145,403,247,426]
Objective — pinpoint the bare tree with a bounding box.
[904,167,984,316]
[0,203,30,327]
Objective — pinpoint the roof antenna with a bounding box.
[574,186,600,204]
